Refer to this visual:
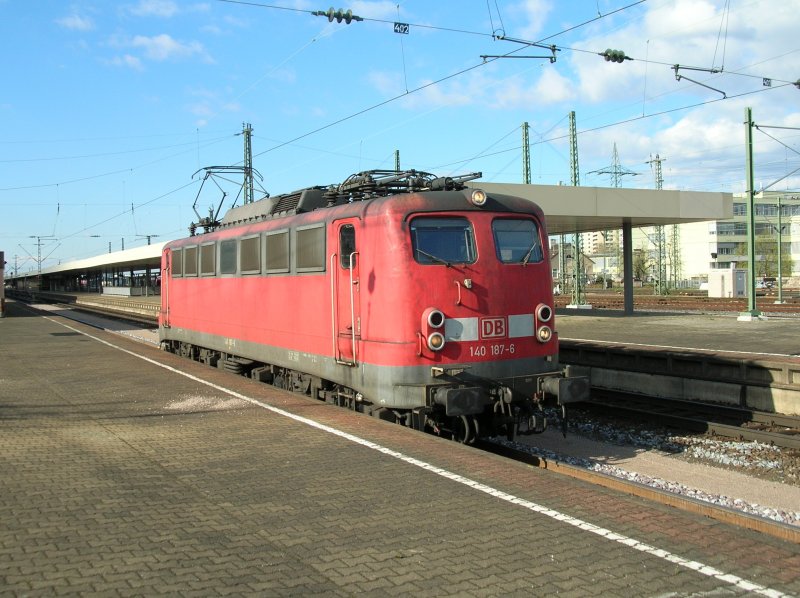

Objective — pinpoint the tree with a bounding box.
[755,233,794,279]
[633,246,651,280]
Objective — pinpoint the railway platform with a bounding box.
[14,289,161,323]
[1,299,799,596]
[557,309,800,416]
[556,309,800,356]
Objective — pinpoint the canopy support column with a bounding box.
[623,220,634,315]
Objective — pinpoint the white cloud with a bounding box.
[492,68,574,109]
[186,87,240,127]
[56,14,94,31]
[223,14,249,28]
[504,0,553,39]
[128,0,179,18]
[130,34,205,61]
[107,54,144,71]
[555,0,800,193]
[188,102,214,118]
[367,62,575,113]
[568,0,800,107]
[366,71,404,97]
[398,78,473,110]
[104,32,213,69]
[139,36,177,59]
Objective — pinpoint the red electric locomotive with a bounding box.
[159,170,588,442]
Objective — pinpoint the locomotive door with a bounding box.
[161,249,171,328]
[332,220,360,365]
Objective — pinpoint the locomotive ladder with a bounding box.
[330,251,359,366]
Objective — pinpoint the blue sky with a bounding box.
[2,0,798,273]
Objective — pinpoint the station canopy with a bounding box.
[469,183,732,235]
[34,242,167,278]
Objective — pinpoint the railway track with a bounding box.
[555,291,800,314]
[9,291,159,325]
[476,439,800,543]
[584,390,800,450]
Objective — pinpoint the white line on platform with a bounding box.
[563,336,798,359]
[40,312,792,598]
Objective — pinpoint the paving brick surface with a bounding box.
[1,300,799,596]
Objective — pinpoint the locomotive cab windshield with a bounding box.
[410,217,477,265]
[492,218,543,264]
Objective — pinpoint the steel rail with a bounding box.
[586,390,800,450]
[476,440,800,544]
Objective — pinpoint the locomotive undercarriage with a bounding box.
[163,339,563,444]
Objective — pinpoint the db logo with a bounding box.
[480,317,507,339]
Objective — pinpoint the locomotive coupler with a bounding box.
[539,370,589,405]
[431,386,490,416]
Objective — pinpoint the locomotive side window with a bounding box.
[492,219,543,264]
[265,229,289,273]
[339,224,356,269]
[410,217,476,265]
[184,246,198,277]
[172,248,183,277]
[296,225,326,272]
[240,236,260,274]
[200,243,215,276]
[220,240,237,275]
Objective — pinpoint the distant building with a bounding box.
[548,239,596,287]
[687,191,800,283]
[576,191,799,288]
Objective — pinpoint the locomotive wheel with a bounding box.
[178,342,196,360]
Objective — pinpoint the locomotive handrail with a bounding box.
[330,253,338,362]
[330,251,359,367]
[162,251,170,327]
[348,251,359,364]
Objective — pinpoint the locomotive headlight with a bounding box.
[469,189,487,206]
[422,307,445,330]
[427,332,446,351]
[426,308,445,329]
[536,325,553,343]
[536,303,553,323]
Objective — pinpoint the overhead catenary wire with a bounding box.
[711,0,730,71]
[15,0,792,193]
[397,4,409,93]
[57,180,200,243]
[251,3,651,159]
[753,125,800,157]
[9,1,799,254]
[217,0,496,38]
[0,134,234,192]
[433,82,790,168]
[485,0,506,38]
[0,137,226,164]
[241,0,795,173]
